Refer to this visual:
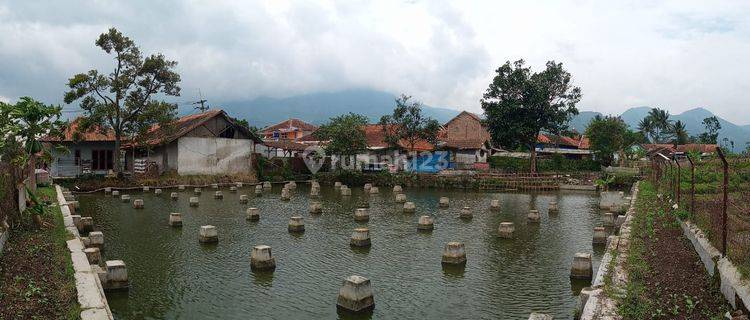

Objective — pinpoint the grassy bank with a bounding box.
[0,186,79,319]
[619,181,728,319]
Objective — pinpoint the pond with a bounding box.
[77,184,608,320]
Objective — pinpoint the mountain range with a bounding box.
[211,89,748,152]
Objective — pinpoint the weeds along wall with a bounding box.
[488,155,600,172]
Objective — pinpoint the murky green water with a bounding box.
[78,184,606,320]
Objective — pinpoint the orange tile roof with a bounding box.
[676,144,719,153]
[363,124,434,151]
[261,118,318,134]
[41,118,116,142]
[537,133,588,149]
[134,109,261,146]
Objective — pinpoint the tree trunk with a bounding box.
[114,133,122,174]
[529,144,537,174]
[28,153,37,192]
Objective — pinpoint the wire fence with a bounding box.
[650,148,750,275]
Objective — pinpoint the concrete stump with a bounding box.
[81,217,93,232]
[250,245,276,271]
[246,207,260,221]
[395,193,407,203]
[528,312,554,320]
[104,187,112,194]
[67,201,79,214]
[280,188,291,201]
[154,188,162,195]
[178,185,185,190]
[548,201,558,213]
[169,213,182,227]
[229,186,237,193]
[615,215,626,228]
[84,247,101,265]
[194,188,202,195]
[354,208,369,222]
[239,195,249,204]
[570,252,593,280]
[255,185,263,196]
[288,181,297,189]
[369,186,379,194]
[592,227,607,245]
[403,202,416,213]
[133,199,144,209]
[309,202,323,214]
[211,183,218,189]
[364,183,372,191]
[111,190,120,197]
[417,215,434,231]
[439,197,450,208]
[288,216,305,233]
[214,191,224,199]
[311,181,320,189]
[120,194,130,203]
[310,187,320,198]
[393,185,402,193]
[189,197,199,207]
[334,181,342,189]
[236,182,243,188]
[263,181,272,189]
[350,228,371,247]
[72,215,82,231]
[527,209,540,223]
[340,187,351,196]
[490,199,501,211]
[142,186,150,192]
[460,206,473,220]
[170,192,179,200]
[198,225,218,243]
[337,275,374,313]
[89,231,104,248]
[441,242,467,265]
[498,222,515,238]
[105,260,129,290]
[603,212,615,227]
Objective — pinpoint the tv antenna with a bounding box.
[193,89,208,112]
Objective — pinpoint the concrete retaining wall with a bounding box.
[177,137,254,175]
[55,185,114,320]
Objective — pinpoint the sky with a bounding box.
[1,0,749,123]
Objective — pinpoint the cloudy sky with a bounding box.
[1,0,749,123]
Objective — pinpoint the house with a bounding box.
[42,119,119,177]
[125,109,263,175]
[358,124,436,172]
[439,111,492,169]
[535,133,592,159]
[260,118,318,142]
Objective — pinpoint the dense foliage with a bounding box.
[315,112,368,157]
[585,115,646,166]
[488,155,600,172]
[378,95,440,152]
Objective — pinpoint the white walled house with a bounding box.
[42,119,120,177]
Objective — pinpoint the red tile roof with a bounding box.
[136,109,261,146]
[363,124,434,151]
[264,140,309,151]
[41,118,116,142]
[537,133,588,149]
[676,144,719,153]
[261,118,318,134]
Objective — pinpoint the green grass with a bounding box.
[618,181,655,319]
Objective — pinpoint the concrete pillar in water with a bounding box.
[154,188,162,195]
[439,197,450,208]
[615,215,626,229]
[527,209,540,223]
[111,190,119,197]
[239,195,249,204]
[498,222,515,238]
[490,199,501,211]
[120,194,130,203]
[133,199,144,209]
[189,197,199,207]
[369,186,379,194]
[84,247,101,265]
[395,193,407,203]
[310,187,320,198]
[250,245,276,271]
[548,201,558,213]
[214,191,224,199]
[288,181,297,189]
[337,275,374,313]
[403,201,416,213]
[178,185,185,190]
[236,182,243,188]
[170,192,179,200]
[169,213,182,227]
[198,225,218,243]
[334,181,342,189]
[570,252,593,280]
[211,183,218,189]
[311,181,320,189]
[340,187,352,196]
[354,208,369,222]
[72,215,82,231]
[441,242,467,265]
[105,260,129,290]
[194,188,202,195]
[350,228,371,247]
[603,212,615,227]
[104,187,112,194]
[88,231,104,248]
[246,207,260,221]
[417,215,434,231]
[288,216,305,233]
[592,227,607,245]
[460,206,473,220]
[363,183,372,191]
[143,186,150,192]
[528,312,554,320]
[393,185,402,193]
[67,201,79,214]
[309,202,323,214]
[229,186,237,193]
[255,185,263,196]
[263,181,272,189]
[280,188,291,201]
[81,217,94,232]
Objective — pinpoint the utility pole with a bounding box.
[193,89,208,112]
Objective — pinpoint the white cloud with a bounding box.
[0,0,748,122]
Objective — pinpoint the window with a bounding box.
[91,149,114,171]
[74,149,81,165]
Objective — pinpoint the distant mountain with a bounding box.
[568,107,750,152]
[214,89,459,127]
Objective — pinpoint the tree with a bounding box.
[64,27,181,174]
[698,116,721,144]
[1,97,65,189]
[585,115,627,166]
[378,95,440,153]
[669,120,689,145]
[315,112,368,160]
[637,117,656,143]
[646,108,672,143]
[481,60,581,173]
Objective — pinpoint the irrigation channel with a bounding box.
[77,183,612,319]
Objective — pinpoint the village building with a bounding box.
[535,133,592,159]
[438,111,492,169]
[358,124,436,172]
[260,118,318,142]
[125,109,262,175]
[42,119,119,177]
[643,143,718,158]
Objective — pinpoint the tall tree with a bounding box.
[698,116,721,144]
[481,60,581,173]
[585,115,627,167]
[669,120,689,145]
[637,117,656,143]
[315,112,369,159]
[645,108,672,143]
[379,95,440,153]
[64,28,181,174]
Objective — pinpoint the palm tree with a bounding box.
[670,120,689,145]
[638,117,655,143]
[646,108,672,143]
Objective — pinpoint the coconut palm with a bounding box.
[646,108,672,143]
[669,120,689,145]
[638,117,656,143]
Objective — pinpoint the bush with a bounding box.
[488,154,600,172]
